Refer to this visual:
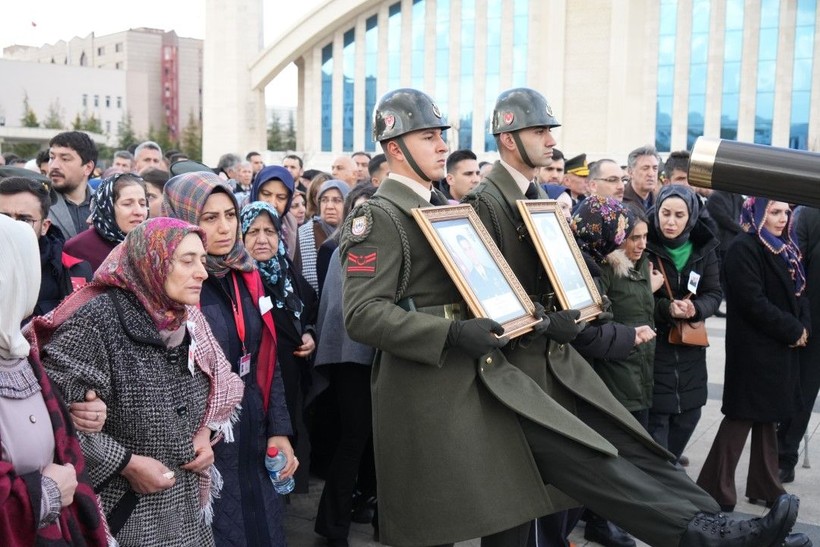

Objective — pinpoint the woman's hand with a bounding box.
[42,463,77,507]
[181,428,215,474]
[791,328,809,348]
[267,436,298,479]
[121,454,176,494]
[69,390,107,433]
[669,299,696,319]
[633,325,657,346]
[293,333,316,358]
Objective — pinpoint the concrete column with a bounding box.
[704,0,726,137]
[772,1,797,147]
[736,0,761,143]
[202,0,265,164]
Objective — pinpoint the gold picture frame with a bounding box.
[517,200,603,321]
[412,204,542,338]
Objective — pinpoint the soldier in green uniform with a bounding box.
[341,88,806,547]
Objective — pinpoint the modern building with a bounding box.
[4,27,203,142]
[250,0,820,163]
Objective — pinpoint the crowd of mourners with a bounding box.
[0,84,818,547]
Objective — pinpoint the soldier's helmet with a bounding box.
[491,88,561,135]
[373,88,450,142]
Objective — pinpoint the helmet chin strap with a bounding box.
[396,136,433,182]
[511,131,537,169]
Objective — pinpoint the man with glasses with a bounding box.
[588,159,628,201]
[0,176,92,316]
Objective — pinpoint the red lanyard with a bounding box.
[230,272,247,355]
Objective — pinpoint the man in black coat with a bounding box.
[0,176,92,317]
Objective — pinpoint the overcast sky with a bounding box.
[0,0,323,107]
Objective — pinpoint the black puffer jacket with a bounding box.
[647,219,722,414]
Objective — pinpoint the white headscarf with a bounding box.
[0,215,41,359]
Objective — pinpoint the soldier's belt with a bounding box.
[397,296,467,320]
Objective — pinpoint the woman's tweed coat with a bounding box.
[43,289,217,547]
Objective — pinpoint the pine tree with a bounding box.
[180,110,202,161]
[117,112,139,150]
[20,93,39,128]
[267,112,283,150]
[42,99,64,129]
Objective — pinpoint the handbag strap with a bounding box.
[656,257,675,300]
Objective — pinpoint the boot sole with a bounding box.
[769,496,799,547]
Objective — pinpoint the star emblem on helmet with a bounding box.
[384,114,395,129]
[432,103,442,118]
[503,111,515,125]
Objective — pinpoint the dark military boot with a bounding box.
[783,533,812,546]
[678,494,799,546]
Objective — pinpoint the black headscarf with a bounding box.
[650,185,700,248]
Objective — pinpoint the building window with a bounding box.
[97,46,105,56]
[458,0,476,150]
[512,0,528,87]
[115,62,122,70]
[484,0,502,152]
[687,0,710,149]
[387,3,402,89]
[789,0,816,149]
[94,95,99,107]
[655,0,677,151]
[117,96,122,109]
[105,96,111,108]
[755,0,780,145]
[106,121,111,134]
[411,0,425,88]
[434,0,450,130]
[82,94,88,107]
[343,29,355,152]
[321,43,333,151]
[364,15,378,152]
[115,42,123,53]
[720,0,744,140]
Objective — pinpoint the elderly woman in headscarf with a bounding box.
[240,201,317,493]
[250,165,300,260]
[0,215,109,546]
[162,171,296,547]
[31,217,244,546]
[696,198,810,512]
[646,184,722,461]
[63,172,148,270]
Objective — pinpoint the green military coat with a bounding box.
[465,161,671,456]
[341,178,612,546]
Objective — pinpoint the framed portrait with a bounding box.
[412,204,542,338]
[517,200,603,321]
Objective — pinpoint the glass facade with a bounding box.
[687,0,710,149]
[411,0,425,88]
[364,16,378,152]
[387,3,401,90]
[343,29,355,151]
[512,0,528,87]
[434,0,450,118]
[321,43,333,151]
[789,0,816,149]
[484,1,502,152]
[720,0,743,140]
[458,0,476,150]
[755,0,780,145]
[655,0,677,151]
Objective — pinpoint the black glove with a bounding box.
[531,302,551,336]
[594,295,614,323]
[446,318,509,359]
[545,309,583,344]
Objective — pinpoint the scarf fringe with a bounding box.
[200,464,224,525]
[208,403,241,444]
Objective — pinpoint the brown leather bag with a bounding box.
[657,259,709,347]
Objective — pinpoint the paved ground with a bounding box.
[284,312,820,546]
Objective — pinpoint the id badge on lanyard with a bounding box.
[231,273,251,377]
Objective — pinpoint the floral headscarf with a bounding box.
[91,173,146,243]
[240,202,303,319]
[741,197,806,296]
[571,195,635,265]
[162,171,255,277]
[95,217,207,331]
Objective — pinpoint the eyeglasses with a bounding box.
[593,176,630,184]
[319,197,344,205]
[0,212,41,226]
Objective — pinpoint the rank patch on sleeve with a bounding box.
[347,247,378,277]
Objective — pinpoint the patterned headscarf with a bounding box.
[162,171,255,277]
[92,173,145,243]
[571,195,635,265]
[0,215,41,359]
[651,184,700,248]
[95,217,207,331]
[741,197,806,296]
[240,202,303,319]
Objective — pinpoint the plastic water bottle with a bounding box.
[264,447,295,494]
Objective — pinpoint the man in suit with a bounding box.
[342,88,807,547]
